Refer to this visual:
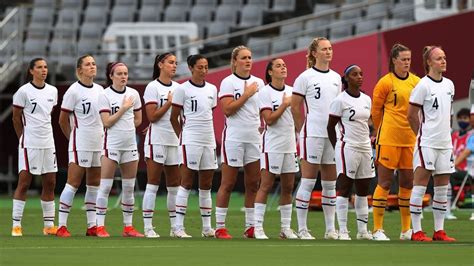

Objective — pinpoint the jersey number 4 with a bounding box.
[432,97,439,110]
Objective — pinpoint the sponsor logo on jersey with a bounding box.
[229,158,237,162]
[156,155,164,158]
[189,161,197,165]
[82,98,88,102]
[81,159,89,163]
[47,98,54,102]
[349,170,356,174]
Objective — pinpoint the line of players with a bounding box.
[11,38,456,242]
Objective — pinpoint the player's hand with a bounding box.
[167,91,173,103]
[282,92,291,107]
[243,81,258,98]
[122,96,134,110]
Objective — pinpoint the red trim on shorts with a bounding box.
[182,145,187,166]
[99,109,111,113]
[23,148,30,172]
[145,101,158,106]
[292,91,305,97]
[264,152,269,170]
[262,129,267,153]
[148,125,152,145]
[73,128,78,164]
[172,103,183,108]
[12,104,24,109]
[260,107,272,113]
[219,94,234,100]
[417,109,425,168]
[341,142,346,175]
[302,120,307,161]
[73,112,78,129]
[60,107,73,113]
[222,125,228,164]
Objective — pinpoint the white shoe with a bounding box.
[372,229,390,241]
[445,213,457,220]
[170,228,176,237]
[201,228,215,238]
[144,228,160,238]
[338,230,351,240]
[174,228,192,238]
[254,227,269,240]
[356,231,373,240]
[399,229,412,240]
[470,213,474,221]
[324,230,338,240]
[298,229,315,240]
[280,228,298,239]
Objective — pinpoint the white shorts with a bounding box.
[413,146,454,175]
[335,144,375,179]
[69,151,101,167]
[102,149,139,164]
[221,140,260,167]
[299,137,335,164]
[18,147,57,175]
[261,152,299,175]
[179,145,217,171]
[144,144,179,165]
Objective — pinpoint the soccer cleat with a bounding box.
[144,227,160,238]
[174,228,192,238]
[96,226,110,238]
[470,213,474,221]
[445,213,457,220]
[86,226,97,236]
[11,226,22,237]
[280,228,298,239]
[399,229,412,241]
[43,226,58,236]
[356,231,373,240]
[215,228,232,239]
[123,226,144,237]
[298,229,315,240]
[324,230,339,240]
[254,227,269,240]
[372,229,390,241]
[243,226,255,238]
[201,228,216,238]
[56,226,71,238]
[338,230,351,240]
[411,231,432,242]
[432,230,456,242]
[170,228,177,237]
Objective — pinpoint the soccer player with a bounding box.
[215,46,265,239]
[95,62,143,238]
[142,53,181,238]
[291,37,341,240]
[408,46,456,242]
[56,55,104,237]
[12,58,58,236]
[371,44,420,241]
[170,55,218,238]
[253,58,299,240]
[327,64,375,241]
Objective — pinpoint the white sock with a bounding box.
[58,183,77,227]
[254,203,267,228]
[216,207,228,229]
[336,196,349,232]
[245,208,255,229]
[446,183,452,214]
[121,178,136,227]
[12,199,25,227]
[433,185,448,232]
[96,179,113,227]
[321,180,337,232]
[167,186,178,229]
[175,186,190,230]
[280,204,292,230]
[410,185,426,233]
[199,189,212,231]
[355,195,368,233]
[41,200,55,227]
[85,185,99,228]
[142,184,159,229]
[295,178,316,231]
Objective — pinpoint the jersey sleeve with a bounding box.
[12,88,26,109]
[133,90,142,111]
[218,78,234,99]
[212,86,218,109]
[98,92,111,113]
[371,77,391,130]
[61,86,76,112]
[172,85,184,107]
[292,74,306,97]
[329,97,342,117]
[53,87,58,107]
[409,82,426,107]
[258,88,272,112]
[143,83,159,105]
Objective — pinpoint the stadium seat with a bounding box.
[220,0,243,7]
[33,0,55,9]
[115,0,136,7]
[366,2,389,18]
[77,38,100,54]
[49,38,75,61]
[355,19,380,34]
[189,5,213,38]
[111,5,135,22]
[141,0,165,8]
[329,23,352,40]
[164,5,188,22]
[304,19,330,38]
[381,18,409,29]
[61,0,83,9]
[80,22,103,40]
[87,0,110,8]
[270,0,296,12]
[313,3,337,16]
[23,38,48,61]
[247,0,270,9]
[206,22,230,46]
[83,6,108,27]
[392,3,415,20]
[139,5,162,22]
[247,37,271,59]
[28,8,54,38]
[296,36,313,49]
[238,5,264,28]
[271,38,295,54]
[339,9,362,22]
[214,5,239,27]
[169,0,193,7]
[280,22,303,36]
[195,0,218,7]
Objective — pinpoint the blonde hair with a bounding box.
[422,45,442,74]
[230,45,251,73]
[306,37,328,69]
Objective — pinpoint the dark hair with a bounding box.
[341,64,358,90]
[76,54,94,79]
[422,45,442,74]
[389,43,410,72]
[105,62,127,86]
[265,58,278,83]
[152,52,173,80]
[457,108,471,118]
[26,57,46,81]
[186,54,206,68]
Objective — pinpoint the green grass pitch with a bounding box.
[0,193,472,266]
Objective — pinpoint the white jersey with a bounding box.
[409,75,454,149]
[329,90,372,152]
[61,81,104,151]
[172,80,217,147]
[218,73,265,143]
[293,67,342,138]
[12,82,58,149]
[259,83,296,153]
[98,86,142,151]
[143,79,179,146]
